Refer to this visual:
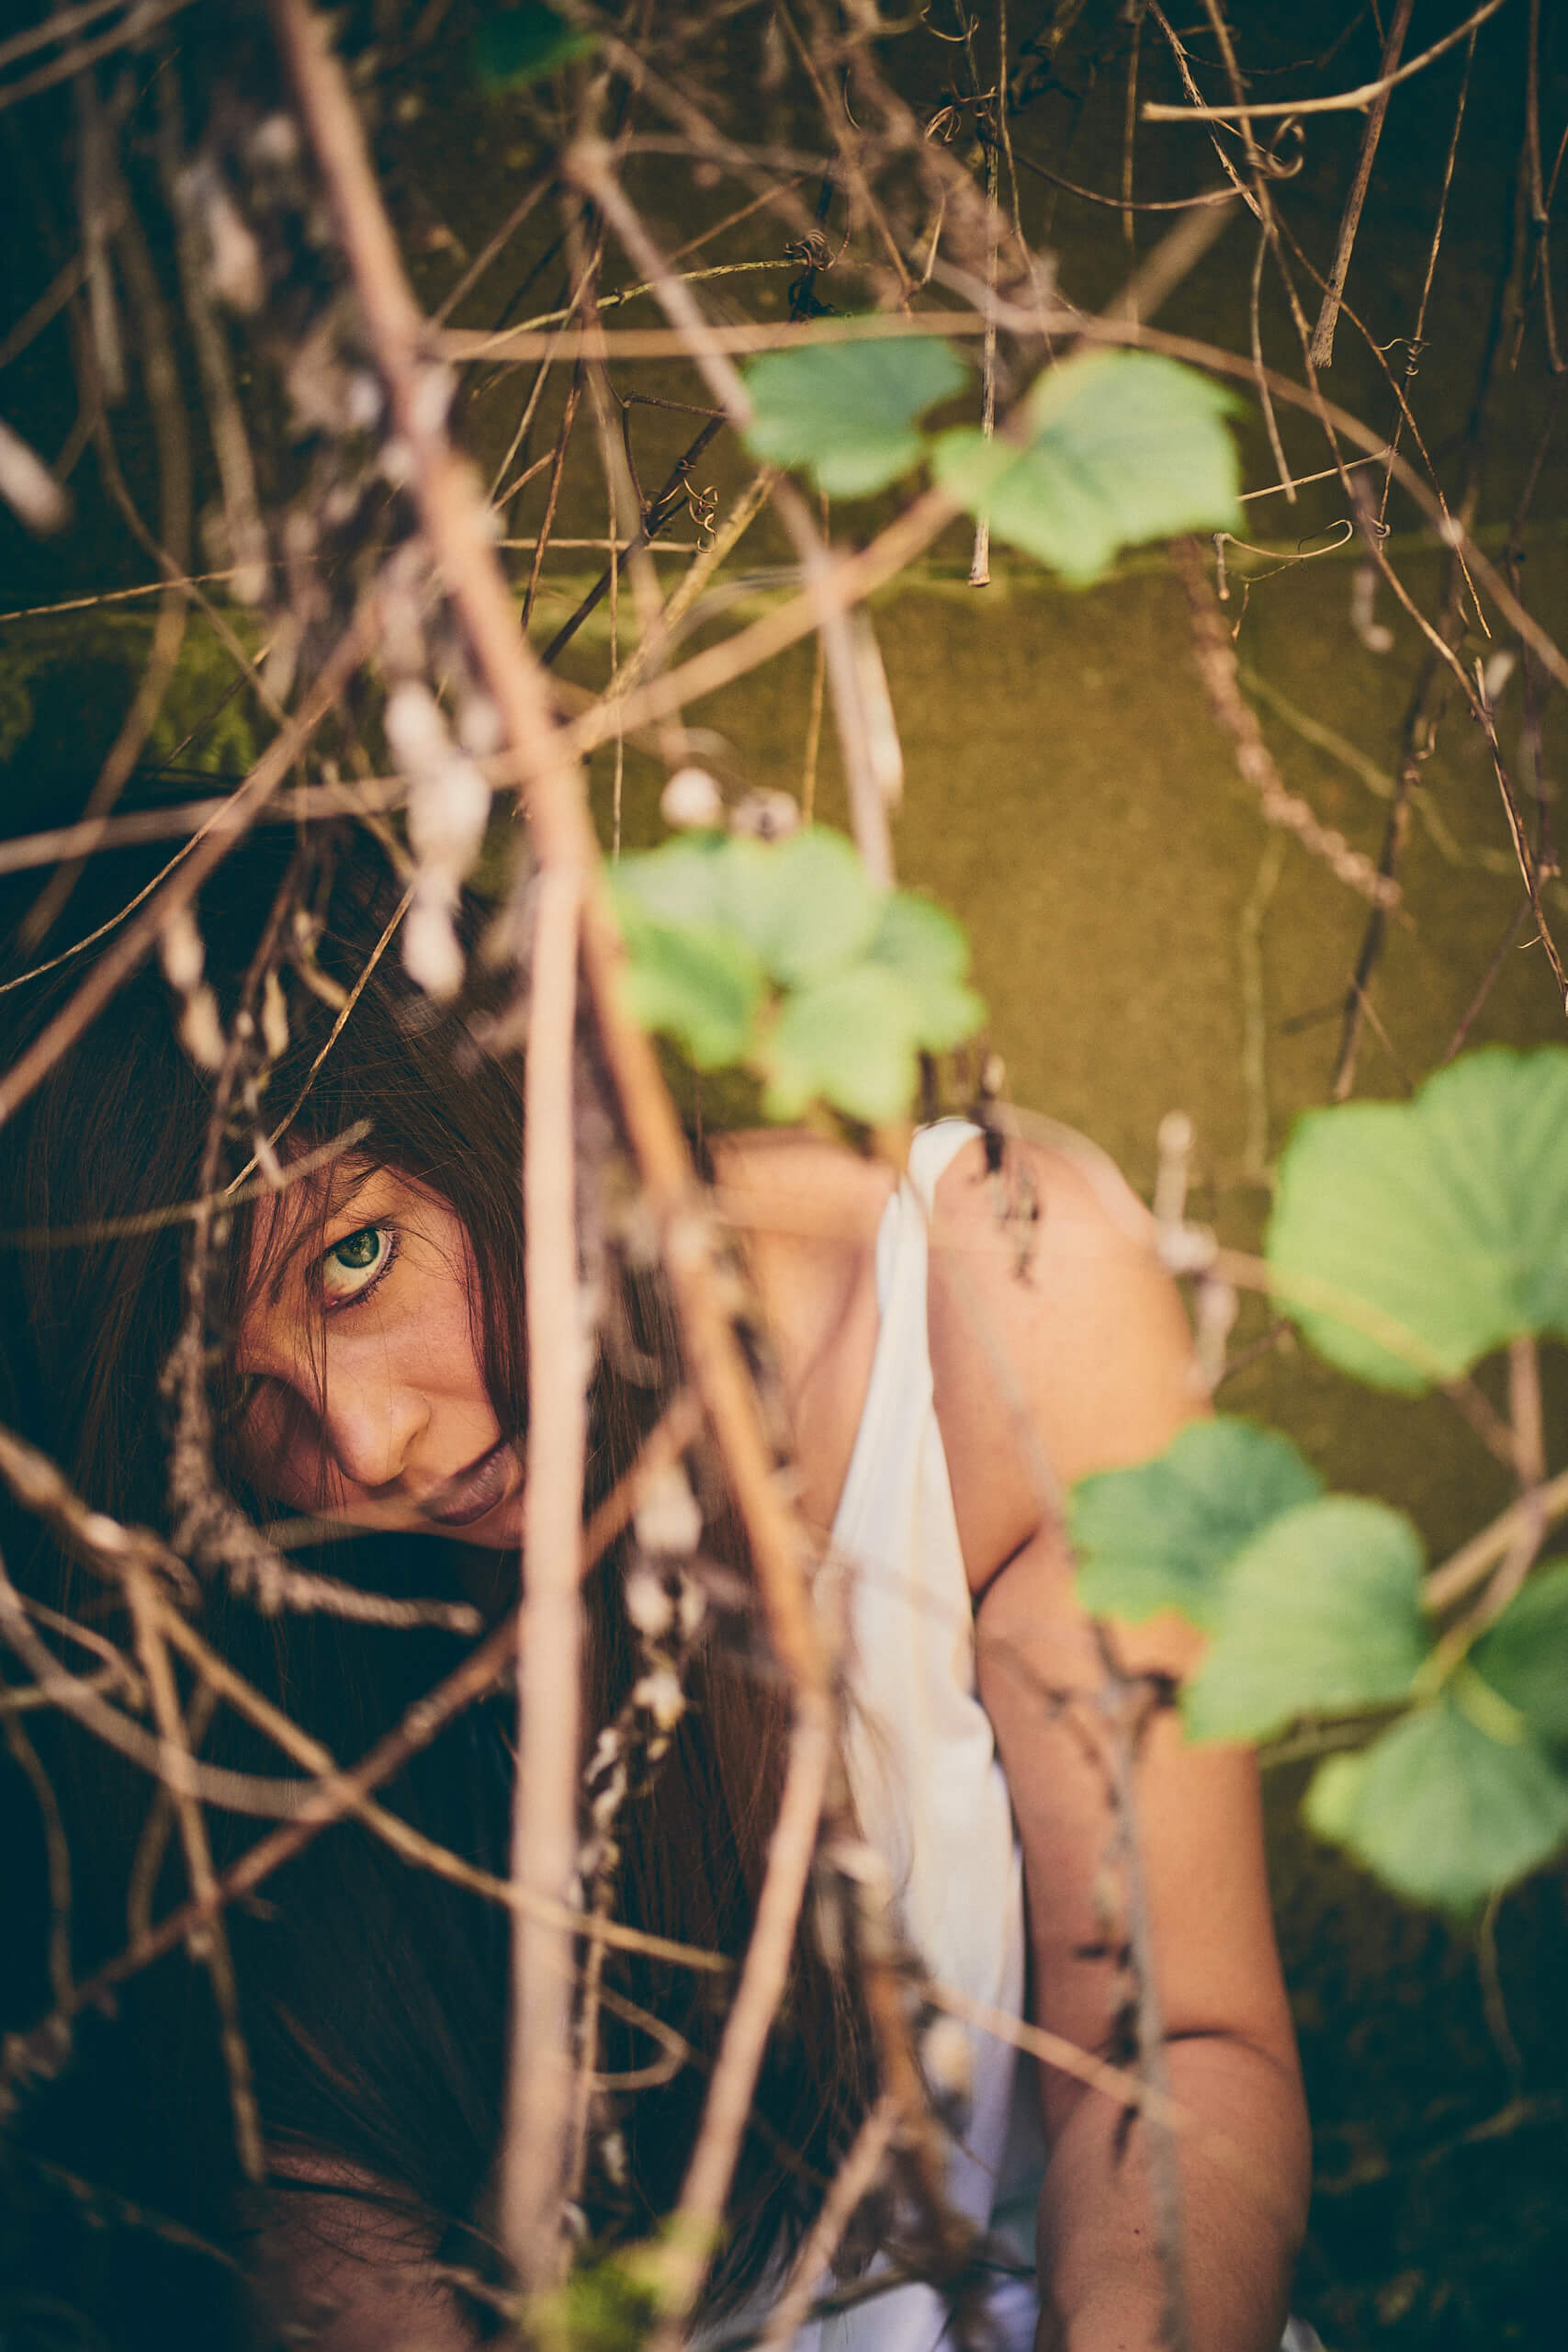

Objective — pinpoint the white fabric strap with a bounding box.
[807,1123,1031,2352]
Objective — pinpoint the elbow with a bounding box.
[1168,2027,1313,2264]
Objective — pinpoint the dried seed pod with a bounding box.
[158,907,207,995]
[260,968,289,1063]
[729,787,801,841]
[919,2014,974,2109]
[633,1462,704,1559]
[660,765,724,829]
[0,420,70,537]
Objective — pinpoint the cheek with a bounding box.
[413,1297,494,1405]
[233,1382,320,1507]
[401,1229,495,1408]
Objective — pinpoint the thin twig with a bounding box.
[521,356,585,631]
[0,0,202,110]
[644,1690,837,2339]
[0,250,86,374]
[0,1551,317,1817]
[1425,1464,1568,1614]
[1441,895,1534,1062]
[1331,605,1468,1101]
[1379,28,1475,526]
[1308,0,1415,367]
[126,1676,218,1946]
[603,462,780,708]
[0,1702,73,2010]
[443,307,1003,363]
[506,855,588,2289]
[752,2095,902,2350]
[1143,0,1510,120]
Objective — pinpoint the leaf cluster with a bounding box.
[741,341,1244,587]
[1071,1048,1568,1914]
[608,826,983,1125]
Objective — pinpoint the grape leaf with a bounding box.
[608,832,730,929]
[727,829,881,986]
[740,334,969,497]
[1182,1496,1427,1743]
[1071,1418,1323,1630]
[472,2,593,89]
[863,892,986,1050]
[611,901,762,1070]
[1268,1046,1568,1392]
[931,351,1243,587]
[1305,1697,1568,1912]
[1472,1562,1568,1752]
[612,826,984,1120]
[762,963,923,1124]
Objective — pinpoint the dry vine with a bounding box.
[2,5,1565,2351]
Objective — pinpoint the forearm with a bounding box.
[1032,2033,1309,2352]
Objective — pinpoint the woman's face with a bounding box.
[234,1163,525,1546]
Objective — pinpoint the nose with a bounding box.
[315,1361,430,1496]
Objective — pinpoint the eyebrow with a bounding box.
[261,1160,384,1308]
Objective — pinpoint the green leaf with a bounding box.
[727,829,881,986]
[740,334,970,497]
[536,2252,660,2352]
[1183,1496,1427,1743]
[612,826,981,1113]
[762,963,922,1124]
[1267,1046,1568,1391]
[930,351,1243,587]
[609,832,732,930]
[1472,1563,1568,1751]
[1304,1698,1568,1911]
[863,893,986,1049]
[1070,1418,1322,1630]
[611,901,763,1069]
[472,3,594,89]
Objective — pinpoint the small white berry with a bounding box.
[660,766,724,830]
[634,1464,703,1559]
[632,1665,686,1732]
[920,2015,974,2104]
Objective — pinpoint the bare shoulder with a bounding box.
[710,1126,895,1224]
[927,1132,1202,1588]
[708,1130,893,1303]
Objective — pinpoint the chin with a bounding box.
[436,1494,525,1549]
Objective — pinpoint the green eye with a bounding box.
[321,1224,393,1303]
[332,1227,381,1271]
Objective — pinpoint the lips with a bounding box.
[421,1441,517,1529]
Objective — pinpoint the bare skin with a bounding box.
[235,1165,525,1547]
[236,1128,1309,2352]
[720,1129,1311,2352]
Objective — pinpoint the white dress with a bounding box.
[788,1118,1043,2352]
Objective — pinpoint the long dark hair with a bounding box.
[0,830,874,2347]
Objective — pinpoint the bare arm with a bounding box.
[928,1137,1310,2352]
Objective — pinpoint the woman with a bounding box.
[0,831,1309,2351]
